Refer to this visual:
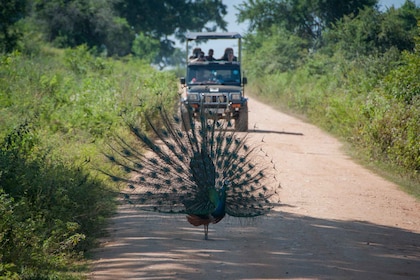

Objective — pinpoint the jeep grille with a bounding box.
[204,94,227,104]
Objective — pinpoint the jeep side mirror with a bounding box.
[180,77,186,85]
[242,77,247,85]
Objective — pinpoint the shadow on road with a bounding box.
[90,204,419,279]
[248,128,304,136]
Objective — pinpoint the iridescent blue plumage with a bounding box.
[105,106,279,239]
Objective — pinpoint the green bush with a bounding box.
[0,46,179,278]
[245,47,420,197]
[0,121,113,278]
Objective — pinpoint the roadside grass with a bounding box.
[245,50,420,199]
[0,46,178,279]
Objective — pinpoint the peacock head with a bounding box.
[220,180,229,194]
[208,180,229,205]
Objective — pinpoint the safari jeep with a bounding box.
[179,32,248,131]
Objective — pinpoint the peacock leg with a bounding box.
[204,225,209,240]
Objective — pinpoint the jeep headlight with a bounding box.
[230,93,241,101]
[188,93,199,101]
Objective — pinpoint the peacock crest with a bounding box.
[104,105,280,239]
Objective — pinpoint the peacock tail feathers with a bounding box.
[104,104,279,228]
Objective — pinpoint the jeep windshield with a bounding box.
[187,62,241,86]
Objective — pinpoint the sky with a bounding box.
[380,0,420,9]
[187,0,419,58]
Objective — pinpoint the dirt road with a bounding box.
[89,98,420,279]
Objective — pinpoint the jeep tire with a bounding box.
[180,103,192,131]
[235,105,248,132]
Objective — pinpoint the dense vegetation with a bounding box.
[1,0,227,67]
[0,46,178,278]
[238,0,420,195]
[1,0,419,279]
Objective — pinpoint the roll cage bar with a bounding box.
[185,32,242,63]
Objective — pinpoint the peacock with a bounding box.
[104,105,279,240]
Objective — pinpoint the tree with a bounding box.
[0,0,27,52]
[236,0,377,45]
[237,0,379,73]
[115,0,227,40]
[32,0,228,64]
[132,32,160,62]
[322,7,382,58]
[323,1,420,58]
[114,0,228,65]
[244,25,309,75]
[34,0,134,56]
[378,0,420,52]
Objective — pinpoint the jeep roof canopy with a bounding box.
[185,32,242,62]
[186,32,242,40]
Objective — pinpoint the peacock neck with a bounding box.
[211,183,227,217]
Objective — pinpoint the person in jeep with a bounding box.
[220,48,237,61]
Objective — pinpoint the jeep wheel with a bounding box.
[235,106,248,132]
[180,103,191,131]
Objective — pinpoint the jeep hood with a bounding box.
[187,85,242,93]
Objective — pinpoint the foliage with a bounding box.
[244,25,309,75]
[2,0,229,67]
[358,48,420,175]
[240,1,420,194]
[33,0,134,56]
[244,36,420,197]
[27,0,227,63]
[0,0,27,52]
[116,0,227,37]
[323,2,420,58]
[115,0,228,66]
[237,0,377,48]
[359,93,420,174]
[0,122,107,278]
[132,32,160,62]
[382,49,420,103]
[0,46,179,278]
